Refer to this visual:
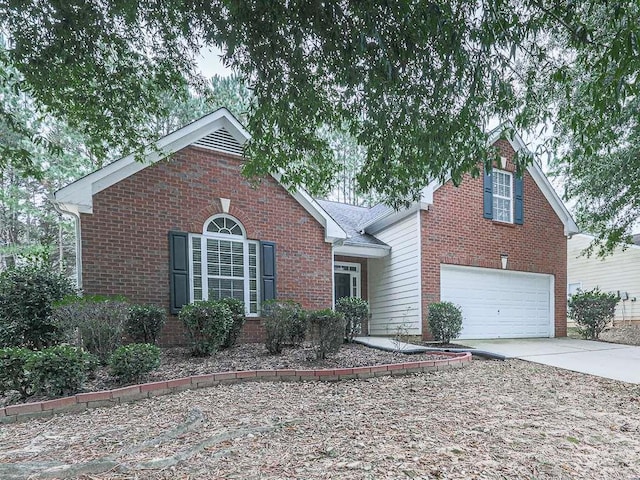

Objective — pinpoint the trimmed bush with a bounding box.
[54,295,129,364]
[179,300,233,356]
[262,300,307,354]
[109,343,161,382]
[126,305,167,344]
[218,298,246,348]
[0,347,33,399]
[27,345,98,397]
[0,264,76,348]
[307,309,345,360]
[428,302,463,345]
[569,288,618,339]
[335,297,369,342]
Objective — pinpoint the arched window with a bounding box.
[190,215,259,315]
[205,216,244,236]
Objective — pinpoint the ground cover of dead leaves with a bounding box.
[1,358,639,479]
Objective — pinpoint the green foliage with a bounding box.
[126,305,167,345]
[428,302,463,345]
[109,343,161,383]
[179,300,233,356]
[54,295,129,364]
[262,300,307,354]
[568,288,618,340]
[27,345,98,397]
[0,347,33,399]
[335,297,369,342]
[307,309,345,360]
[6,3,640,249]
[0,263,76,349]
[218,298,246,349]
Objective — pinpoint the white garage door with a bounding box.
[440,265,553,339]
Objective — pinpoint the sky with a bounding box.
[196,46,233,78]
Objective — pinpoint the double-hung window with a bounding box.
[190,215,260,315]
[492,170,513,223]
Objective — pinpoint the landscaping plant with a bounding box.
[262,300,307,354]
[307,309,345,360]
[0,263,76,348]
[218,298,246,348]
[53,295,129,364]
[27,345,98,397]
[109,343,161,382]
[179,300,233,356]
[0,347,33,399]
[335,297,369,342]
[428,302,463,345]
[126,304,167,344]
[568,288,618,340]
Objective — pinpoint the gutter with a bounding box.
[50,196,83,289]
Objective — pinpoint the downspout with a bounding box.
[50,197,83,290]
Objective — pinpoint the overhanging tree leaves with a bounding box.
[1,1,640,238]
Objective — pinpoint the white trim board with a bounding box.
[53,108,346,244]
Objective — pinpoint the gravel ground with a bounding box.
[2,359,640,479]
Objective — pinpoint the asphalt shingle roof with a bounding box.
[315,199,389,247]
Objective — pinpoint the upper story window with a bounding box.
[492,170,513,223]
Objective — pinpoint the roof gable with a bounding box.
[53,108,346,243]
[413,124,579,236]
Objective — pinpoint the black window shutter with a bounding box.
[514,176,524,225]
[261,241,276,302]
[169,231,190,314]
[483,171,493,219]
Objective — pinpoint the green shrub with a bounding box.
[307,309,345,360]
[0,347,33,399]
[0,264,76,348]
[428,302,463,345]
[335,297,369,342]
[262,300,307,354]
[569,288,618,340]
[179,300,233,356]
[109,343,161,382]
[126,305,167,344]
[218,298,246,348]
[53,295,129,364]
[27,345,98,397]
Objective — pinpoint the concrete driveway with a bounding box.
[460,338,640,384]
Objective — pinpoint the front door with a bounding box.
[334,273,352,301]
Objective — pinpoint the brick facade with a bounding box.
[420,139,568,338]
[80,147,333,345]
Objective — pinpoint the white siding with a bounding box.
[368,213,421,335]
[568,233,640,324]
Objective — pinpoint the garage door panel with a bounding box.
[440,265,552,339]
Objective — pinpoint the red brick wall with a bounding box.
[80,147,333,345]
[420,139,568,338]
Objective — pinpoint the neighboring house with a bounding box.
[568,233,640,325]
[54,109,578,344]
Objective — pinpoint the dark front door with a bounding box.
[334,273,351,301]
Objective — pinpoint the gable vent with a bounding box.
[192,127,244,157]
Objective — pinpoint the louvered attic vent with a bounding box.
[192,127,244,156]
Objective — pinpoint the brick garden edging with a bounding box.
[0,352,471,424]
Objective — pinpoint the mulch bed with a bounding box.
[1,359,639,479]
[1,343,449,407]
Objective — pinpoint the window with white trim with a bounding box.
[190,215,260,315]
[492,170,513,223]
